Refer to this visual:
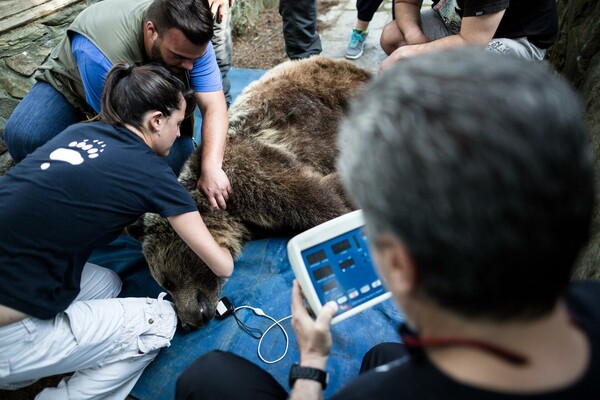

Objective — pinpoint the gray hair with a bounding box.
[338,48,594,320]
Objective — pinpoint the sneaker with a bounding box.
[345,28,368,60]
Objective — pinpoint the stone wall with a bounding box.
[0,0,96,174]
[547,0,600,280]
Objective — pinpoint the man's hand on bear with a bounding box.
[198,165,232,210]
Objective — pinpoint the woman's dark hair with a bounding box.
[145,0,213,44]
[100,62,194,131]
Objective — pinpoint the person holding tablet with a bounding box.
[175,48,600,399]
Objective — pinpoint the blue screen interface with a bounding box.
[300,227,386,315]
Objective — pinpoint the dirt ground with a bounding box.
[232,0,338,69]
[0,3,339,400]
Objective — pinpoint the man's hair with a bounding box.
[338,48,594,321]
[101,63,193,131]
[145,0,213,44]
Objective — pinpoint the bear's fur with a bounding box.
[134,57,372,328]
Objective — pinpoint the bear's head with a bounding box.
[129,191,249,329]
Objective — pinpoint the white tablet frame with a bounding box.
[287,210,392,324]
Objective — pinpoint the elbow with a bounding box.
[216,263,233,279]
[215,252,234,278]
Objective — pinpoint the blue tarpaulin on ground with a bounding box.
[89,236,402,399]
[89,68,403,399]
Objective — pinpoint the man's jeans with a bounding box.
[3,81,194,176]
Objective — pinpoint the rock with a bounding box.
[547,0,600,280]
[5,47,52,77]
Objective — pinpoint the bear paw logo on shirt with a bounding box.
[41,140,106,170]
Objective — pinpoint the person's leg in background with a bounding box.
[279,0,321,60]
[176,350,288,400]
[346,0,384,59]
[2,81,86,164]
[212,6,233,107]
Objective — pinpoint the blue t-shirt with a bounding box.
[71,33,223,113]
[0,121,197,319]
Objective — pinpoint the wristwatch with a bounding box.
[289,363,329,390]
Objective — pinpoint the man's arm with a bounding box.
[394,0,431,45]
[167,211,234,277]
[194,90,231,209]
[209,0,235,24]
[71,33,112,113]
[190,42,232,210]
[380,9,506,72]
[289,280,339,400]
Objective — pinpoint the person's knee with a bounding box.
[380,23,402,55]
[180,350,230,380]
[360,342,408,373]
[84,263,122,299]
[176,350,232,396]
[3,111,28,163]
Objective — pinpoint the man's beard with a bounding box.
[150,40,184,74]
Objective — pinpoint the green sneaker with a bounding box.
[345,28,368,60]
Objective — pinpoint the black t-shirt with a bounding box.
[0,121,197,319]
[432,0,558,48]
[331,281,600,399]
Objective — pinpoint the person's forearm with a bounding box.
[168,212,234,277]
[196,93,228,171]
[400,33,469,57]
[394,0,427,42]
[289,357,327,400]
[289,380,323,400]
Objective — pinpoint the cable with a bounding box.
[233,305,292,364]
[233,305,264,339]
[258,315,292,364]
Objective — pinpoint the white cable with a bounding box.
[234,305,256,313]
[258,314,292,364]
[232,305,292,364]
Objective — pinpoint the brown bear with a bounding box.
[132,57,372,329]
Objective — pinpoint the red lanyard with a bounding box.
[399,323,528,366]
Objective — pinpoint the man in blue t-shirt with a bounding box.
[4,0,232,210]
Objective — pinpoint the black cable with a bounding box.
[233,310,263,339]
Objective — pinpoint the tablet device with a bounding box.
[287,210,391,324]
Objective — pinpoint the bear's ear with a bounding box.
[126,216,146,241]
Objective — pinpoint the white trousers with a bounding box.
[0,263,177,400]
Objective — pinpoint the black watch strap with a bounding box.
[289,363,329,390]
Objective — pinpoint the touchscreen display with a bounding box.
[300,227,386,316]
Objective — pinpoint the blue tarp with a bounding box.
[89,236,402,399]
[88,68,404,399]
